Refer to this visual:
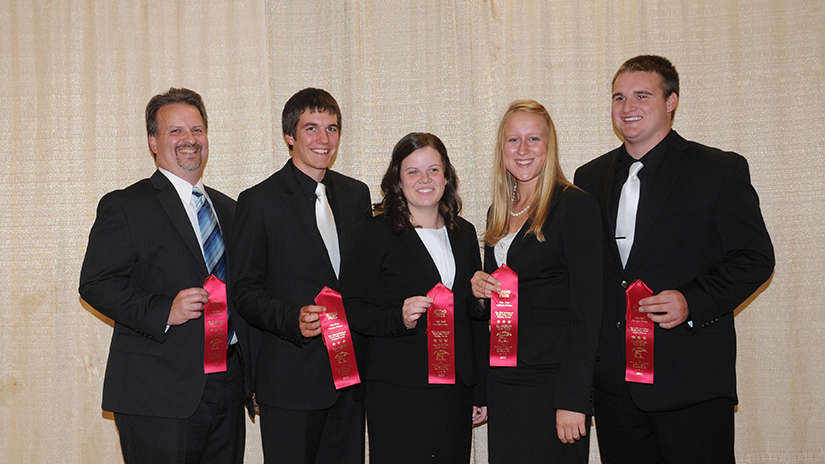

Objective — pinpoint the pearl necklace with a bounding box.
[510,182,531,217]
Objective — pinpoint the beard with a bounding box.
[175,143,204,171]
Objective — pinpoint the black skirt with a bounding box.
[365,380,473,464]
[487,365,591,463]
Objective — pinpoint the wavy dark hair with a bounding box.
[374,132,462,235]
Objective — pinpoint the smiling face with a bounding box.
[503,111,548,188]
[612,71,678,158]
[400,146,446,223]
[148,103,208,185]
[285,110,340,182]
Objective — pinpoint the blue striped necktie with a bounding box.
[192,187,234,343]
[192,187,226,280]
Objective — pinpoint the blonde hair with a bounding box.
[483,99,573,246]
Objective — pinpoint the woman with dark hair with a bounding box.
[470,100,603,463]
[339,132,488,463]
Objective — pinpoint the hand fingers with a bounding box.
[403,297,432,313]
[557,426,581,444]
[299,305,326,325]
[405,308,425,325]
[646,311,679,325]
[474,274,502,294]
[181,295,207,316]
[181,286,209,298]
[471,406,487,425]
[655,317,679,329]
[486,276,502,291]
[301,305,326,314]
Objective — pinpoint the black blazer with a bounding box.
[230,161,371,409]
[340,214,489,405]
[574,130,775,411]
[483,184,603,415]
[79,171,256,418]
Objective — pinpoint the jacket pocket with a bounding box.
[110,329,163,357]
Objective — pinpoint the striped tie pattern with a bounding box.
[192,187,226,280]
[193,187,234,344]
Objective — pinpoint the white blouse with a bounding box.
[494,230,519,267]
[415,226,456,290]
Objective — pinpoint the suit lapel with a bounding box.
[326,172,358,248]
[507,184,563,263]
[627,134,689,269]
[401,228,443,286]
[206,187,232,237]
[594,151,625,269]
[151,171,208,273]
[506,218,530,262]
[447,227,466,286]
[276,166,334,271]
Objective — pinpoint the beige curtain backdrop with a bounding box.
[0,0,821,462]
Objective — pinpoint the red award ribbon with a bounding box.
[426,283,455,384]
[315,287,361,389]
[203,275,228,374]
[625,279,654,384]
[490,264,518,367]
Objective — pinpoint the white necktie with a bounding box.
[315,182,340,277]
[616,161,643,268]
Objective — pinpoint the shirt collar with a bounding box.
[158,167,205,206]
[619,129,674,175]
[288,159,330,202]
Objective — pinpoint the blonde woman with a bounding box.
[471,100,602,463]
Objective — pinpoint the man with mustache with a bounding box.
[80,88,256,463]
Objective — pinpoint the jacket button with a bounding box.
[621,281,628,288]
[617,321,622,329]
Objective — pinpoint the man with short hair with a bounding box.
[574,56,774,463]
[80,87,256,463]
[232,88,370,463]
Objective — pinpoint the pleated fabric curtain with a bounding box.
[0,1,822,462]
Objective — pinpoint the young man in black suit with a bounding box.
[231,88,370,463]
[79,88,256,463]
[574,56,774,463]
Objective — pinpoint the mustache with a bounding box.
[176,142,202,150]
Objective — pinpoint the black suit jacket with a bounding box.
[574,130,775,411]
[483,184,603,414]
[79,170,256,418]
[340,214,488,405]
[230,161,371,409]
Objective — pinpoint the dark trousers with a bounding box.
[594,383,735,464]
[488,366,591,464]
[365,380,473,464]
[259,387,365,464]
[114,348,245,464]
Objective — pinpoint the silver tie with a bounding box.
[315,182,340,278]
[615,161,643,268]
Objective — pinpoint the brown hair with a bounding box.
[374,132,462,236]
[613,55,680,118]
[282,88,341,151]
[146,88,207,138]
